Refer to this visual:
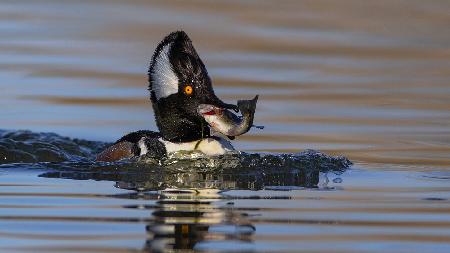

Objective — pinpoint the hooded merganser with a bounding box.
[97,31,238,162]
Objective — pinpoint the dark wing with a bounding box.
[96,130,164,162]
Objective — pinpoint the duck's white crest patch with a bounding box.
[159,137,234,156]
[138,137,148,156]
[151,43,179,100]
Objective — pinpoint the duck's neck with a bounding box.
[152,98,210,142]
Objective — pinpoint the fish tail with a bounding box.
[237,95,258,114]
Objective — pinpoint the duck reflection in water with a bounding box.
[38,153,347,251]
[114,168,319,252]
[141,189,255,252]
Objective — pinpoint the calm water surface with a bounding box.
[1,0,450,252]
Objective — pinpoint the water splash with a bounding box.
[1,130,351,190]
[0,129,107,163]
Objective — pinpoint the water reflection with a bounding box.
[115,166,323,252]
[39,159,323,191]
[38,158,340,251]
[141,191,255,252]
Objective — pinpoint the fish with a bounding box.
[198,95,263,139]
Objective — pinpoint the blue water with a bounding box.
[1,0,450,252]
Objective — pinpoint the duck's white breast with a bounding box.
[159,137,234,156]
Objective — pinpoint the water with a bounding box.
[1,0,450,252]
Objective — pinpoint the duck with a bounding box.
[96,31,239,162]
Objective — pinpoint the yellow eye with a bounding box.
[184,85,193,95]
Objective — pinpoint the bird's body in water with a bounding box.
[96,31,261,162]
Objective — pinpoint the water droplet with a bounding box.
[333,178,343,183]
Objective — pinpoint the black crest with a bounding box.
[148,31,236,142]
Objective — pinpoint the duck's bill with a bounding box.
[197,104,225,117]
[203,93,239,112]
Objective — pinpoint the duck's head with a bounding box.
[148,31,237,142]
